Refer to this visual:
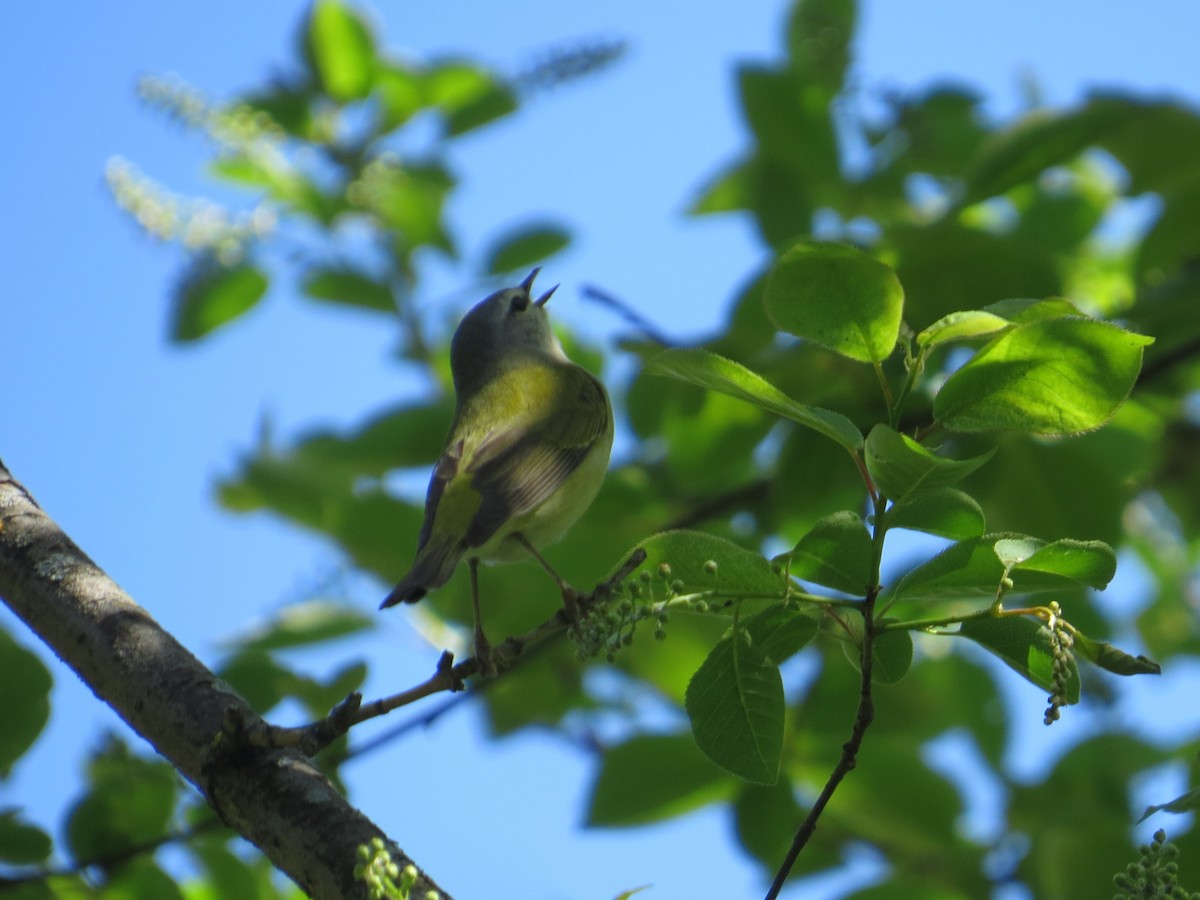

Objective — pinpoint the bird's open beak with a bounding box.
[520,268,541,296]
[534,284,558,307]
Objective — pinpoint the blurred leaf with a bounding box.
[0,810,52,865]
[483,223,571,275]
[842,619,914,685]
[173,261,268,342]
[742,605,819,665]
[784,510,873,595]
[374,62,425,131]
[586,733,732,826]
[624,530,783,598]
[686,629,784,784]
[645,348,863,452]
[301,266,393,312]
[786,0,856,94]
[1073,631,1160,676]
[217,649,296,714]
[66,739,179,861]
[0,630,51,778]
[1138,786,1200,823]
[934,317,1153,434]
[886,488,986,540]
[915,310,1009,349]
[733,780,805,873]
[105,857,187,900]
[306,0,377,102]
[764,242,904,362]
[426,61,516,136]
[222,600,374,652]
[864,425,993,503]
[189,837,265,900]
[963,101,1131,204]
[955,615,1080,702]
[983,296,1083,323]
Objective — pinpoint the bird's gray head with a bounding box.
[450,268,564,393]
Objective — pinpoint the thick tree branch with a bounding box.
[0,459,449,900]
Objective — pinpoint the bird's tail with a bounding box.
[380,537,464,609]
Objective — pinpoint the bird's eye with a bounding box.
[509,293,530,313]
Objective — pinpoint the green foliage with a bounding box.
[0,631,51,778]
[10,0,1200,898]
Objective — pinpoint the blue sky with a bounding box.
[5,2,1200,898]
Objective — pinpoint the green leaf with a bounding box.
[934,317,1153,434]
[1138,787,1200,823]
[173,262,268,342]
[0,810,52,864]
[644,348,863,452]
[217,649,295,714]
[104,857,187,900]
[842,619,914,684]
[307,0,377,102]
[1073,631,1161,676]
[886,488,986,540]
[786,0,857,95]
[301,266,394,312]
[220,600,374,652]
[741,605,819,664]
[425,61,516,136]
[864,424,994,503]
[483,223,571,275]
[890,534,1116,605]
[586,733,731,826]
[764,242,904,362]
[66,740,179,861]
[983,297,1083,323]
[784,511,874,595]
[0,630,52,778]
[623,530,782,597]
[955,615,1080,702]
[374,62,425,131]
[963,102,1132,204]
[685,629,784,784]
[915,310,1010,348]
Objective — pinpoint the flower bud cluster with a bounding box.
[106,159,274,263]
[572,559,722,662]
[1043,602,1075,726]
[354,837,440,900]
[1113,829,1198,899]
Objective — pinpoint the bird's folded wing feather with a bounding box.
[463,365,609,548]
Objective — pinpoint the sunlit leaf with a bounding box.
[306,0,377,102]
[915,310,1009,348]
[764,242,904,362]
[864,425,993,503]
[645,348,863,452]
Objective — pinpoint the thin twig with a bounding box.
[227,549,648,757]
[579,284,675,346]
[764,491,889,900]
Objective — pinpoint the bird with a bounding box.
[381,268,614,673]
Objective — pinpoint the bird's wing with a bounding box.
[463,363,610,548]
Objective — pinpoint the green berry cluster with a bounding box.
[1043,603,1075,726]
[572,559,721,662]
[354,838,440,900]
[1113,829,1198,899]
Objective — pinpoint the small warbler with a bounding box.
[381,269,613,670]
